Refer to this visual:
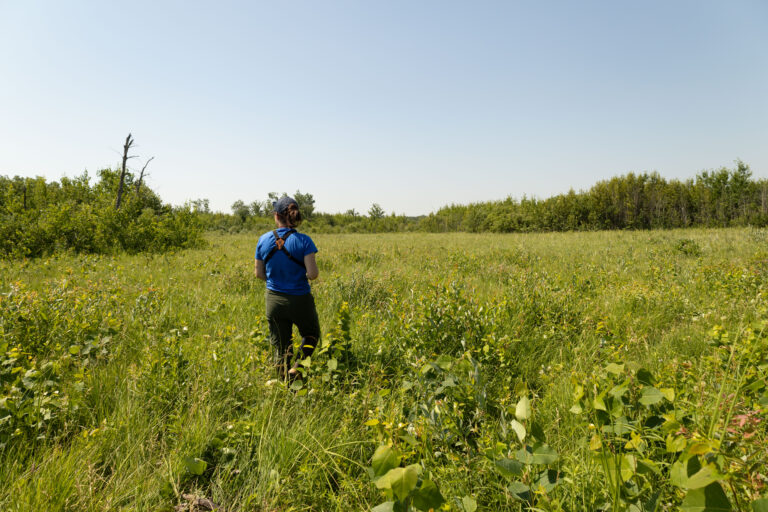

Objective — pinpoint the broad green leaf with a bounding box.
[515,445,535,464]
[597,453,635,483]
[461,496,477,512]
[379,464,420,501]
[687,464,726,490]
[372,502,395,512]
[327,358,337,371]
[573,384,584,401]
[183,456,207,475]
[441,376,458,389]
[680,483,732,511]
[639,387,664,406]
[671,457,697,488]
[636,368,655,385]
[602,416,632,435]
[593,395,607,412]
[68,345,81,355]
[371,445,400,479]
[637,458,661,476]
[365,419,380,426]
[514,443,558,464]
[752,498,768,512]
[606,363,624,375]
[667,434,687,453]
[374,472,394,491]
[609,397,625,418]
[671,456,725,490]
[589,434,602,451]
[624,432,646,452]
[688,441,714,455]
[531,444,559,464]
[510,419,526,442]
[411,478,444,511]
[22,369,38,390]
[494,458,523,478]
[515,396,531,421]
[396,464,421,501]
[609,380,629,398]
[660,387,675,402]
[623,454,637,480]
[662,413,682,433]
[533,469,560,493]
[508,481,531,502]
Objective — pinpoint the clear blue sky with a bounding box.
[1,1,766,216]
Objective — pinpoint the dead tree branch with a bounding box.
[115,133,137,210]
[135,156,154,195]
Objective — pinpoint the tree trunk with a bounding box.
[115,133,134,210]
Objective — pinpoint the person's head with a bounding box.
[272,196,302,227]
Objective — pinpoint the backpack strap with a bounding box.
[263,229,306,269]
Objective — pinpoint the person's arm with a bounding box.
[304,252,319,280]
[255,258,267,281]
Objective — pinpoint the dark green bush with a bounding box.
[0,171,204,258]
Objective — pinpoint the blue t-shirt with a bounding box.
[255,228,318,295]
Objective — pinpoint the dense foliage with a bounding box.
[422,161,768,233]
[0,171,204,258]
[215,162,768,235]
[1,230,766,510]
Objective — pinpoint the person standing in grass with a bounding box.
[254,196,320,380]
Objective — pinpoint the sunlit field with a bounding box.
[1,229,767,511]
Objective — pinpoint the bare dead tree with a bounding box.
[135,156,154,195]
[115,133,137,210]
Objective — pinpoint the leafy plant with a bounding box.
[489,395,562,509]
[368,444,445,512]
[291,301,353,393]
[675,238,702,256]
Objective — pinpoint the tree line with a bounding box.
[0,170,203,258]
[214,161,767,234]
[197,192,405,234]
[3,160,765,258]
[420,161,767,232]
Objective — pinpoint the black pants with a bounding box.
[265,289,321,369]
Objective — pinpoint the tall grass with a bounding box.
[1,228,766,510]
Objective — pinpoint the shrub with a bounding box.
[0,173,204,258]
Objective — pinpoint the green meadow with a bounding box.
[1,229,766,511]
